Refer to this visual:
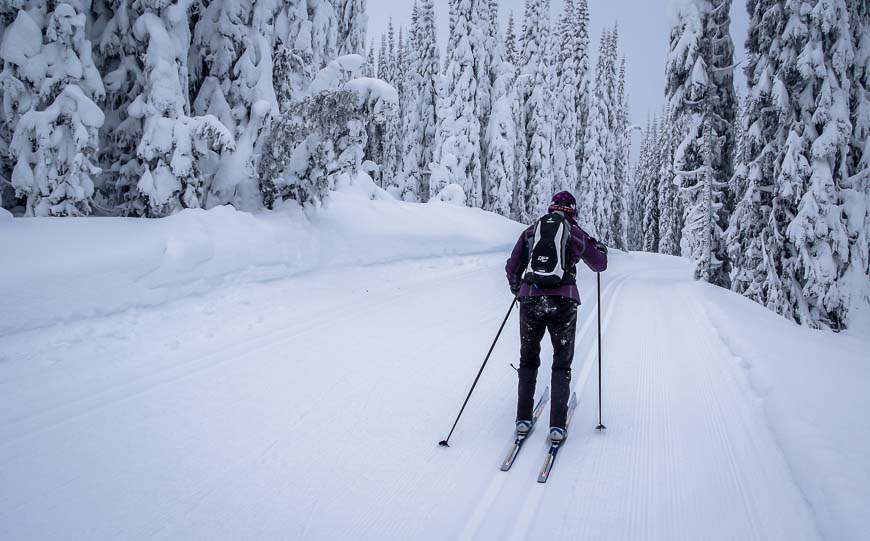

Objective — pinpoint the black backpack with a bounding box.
[523,212,572,287]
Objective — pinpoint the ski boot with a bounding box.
[549,427,567,444]
[515,420,533,438]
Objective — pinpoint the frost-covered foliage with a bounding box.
[259,81,395,208]
[666,0,736,286]
[400,0,439,202]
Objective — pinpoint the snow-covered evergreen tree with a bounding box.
[400,0,438,202]
[94,0,147,213]
[657,109,683,256]
[484,60,516,216]
[272,0,338,111]
[641,118,661,252]
[5,2,106,216]
[513,0,554,219]
[430,0,490,207]
[504,11,518,68]
[844,0,870,317]
[630,119,655,251]
[336,0,367,57]
[577,30,613,240]
[1,8,43,213]
[784,0,855,329]
[259,80,395,208]
[189,0,251,133]
[573,0,591,178]
[610,55,629,250]
[377,31,387,81]
[728,0,866,329]
[366,39,376,76]
[130,7,235,216]
[666,0,736,287]
[552,0,578,197]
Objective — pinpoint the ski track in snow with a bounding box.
[0,252,832,540]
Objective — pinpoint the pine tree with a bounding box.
[666,0,736,286]
[129,8,235,216]
[377,32,388,81]
[845,0,870,316]
[514,0,554,219]
[785,0,854,329]
[336,0,367,56]
[729,0,864,329]
[366,39,376,77]
[504,11,518,68]
[630,119,654,251]
[7,3,106,216]
[400,0,438,202]
[430,0,490,207]
[642,117,661,252]
[552,0,578,197]
[727,0,783,305]
[577,31,612,239]
[0,9,43,213]
[610,56,629,250]
[657,109,683,256]
[573,0,591,178]
[484,60,517,216]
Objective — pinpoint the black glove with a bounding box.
[510,282,521,296]
[595,241,608,254]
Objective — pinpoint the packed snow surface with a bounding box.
[1,192,868,540]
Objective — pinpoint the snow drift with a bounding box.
[0,180,523,336]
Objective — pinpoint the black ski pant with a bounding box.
[516,295,578,430]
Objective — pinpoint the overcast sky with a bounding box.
[367,0,750,147]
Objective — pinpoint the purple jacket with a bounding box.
[505,215,607,304]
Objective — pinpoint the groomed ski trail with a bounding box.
[0,252,824,540]
[453,254,821,541]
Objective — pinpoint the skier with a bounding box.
[505,191,608,444]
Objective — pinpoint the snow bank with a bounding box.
[698,284,870,541]
[0,185,523,335]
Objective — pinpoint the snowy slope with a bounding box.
[1,197,868,540]
[0,179,522,336]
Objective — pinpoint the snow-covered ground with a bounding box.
[1,193,868,540]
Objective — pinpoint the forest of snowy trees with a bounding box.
[0,0,868,330]
[631,0,869,331]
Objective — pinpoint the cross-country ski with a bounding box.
[1,1,869,540]
[537,392,578,483]
[500,387,549,471]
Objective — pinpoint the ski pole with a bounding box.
[438,296,518,448]
[596,272,606,431]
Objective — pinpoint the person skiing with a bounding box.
[505,191,608,443]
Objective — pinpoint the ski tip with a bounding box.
[438,440,450,448]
